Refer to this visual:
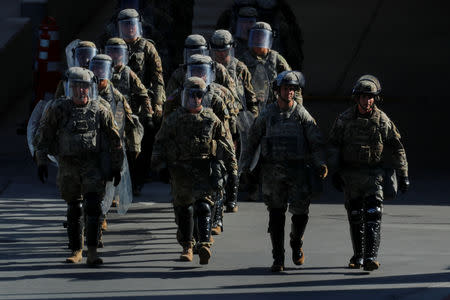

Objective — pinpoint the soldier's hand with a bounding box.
[398,176,410,193]
[317,164,328,179]
[37,164,48,183]
[113,171,121,187]
[332,173,344,192]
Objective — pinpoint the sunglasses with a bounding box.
[188,89,205,99]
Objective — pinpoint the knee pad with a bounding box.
[364,196,382,222]
[83,193,102,217]
[194,201,211,217]
[175,205,194,219]
[67,201,83,221]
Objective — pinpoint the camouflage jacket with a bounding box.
[34,97,124,172]
[111,65,153,119]
[328,105,408,177]
[153,107,237,174]
[127,37,166,112]
[99,80,143,153]
[243,101,325,169]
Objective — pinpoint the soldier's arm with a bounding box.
[238,62,259,116]
[327,116,344,172]
[276,53,291,73]
[121,93,143,153]
[215,120,238,175]
[299,108,326,168]
[152,113,175,164]
[100,107,124,172]
[216,63,240,103]
[33,103,60,165]
[145,42,166,108]
[386,120,408,177]
[130,70,154,118]
[241,113,266,170]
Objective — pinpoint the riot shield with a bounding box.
[65,39,81,68]
[251,63,270,110]
[249,144,261,172]
[116,152,133,214]
[236,110,255,174]
[114,101,126,138]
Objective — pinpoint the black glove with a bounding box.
[37,164,48,183]
[398,176,410,193]
[144,116,154,131]
[113,171,121,187]
[332,173,344,192]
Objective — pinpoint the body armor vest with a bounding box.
[227,57,246,110]
[58,100,101,156]
[243,50,278,106]
[111,66,131,101]
[261,104,307,161]
[174,109,217,161]
[128,38,147,82]
[341,111,387,167]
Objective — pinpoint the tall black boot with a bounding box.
[363,196,382,271]
[175,205,195,261]
[211,192,224,235]
[84,193,103,265]
[347,203,365,269]
[268,208,286,272]
[66,200,84,263]
[195,201,212,265]
[225,172,239,213]
[290,214,308,265]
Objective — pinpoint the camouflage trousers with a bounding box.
[260,161,311,215]
[340,167,384,204]
[57,156,106,203]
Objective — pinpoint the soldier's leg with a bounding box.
[84,192,103,265]
[345,198,365,268]
[290,214,308,265]
[363,195,383,271]
[224,172,239,213]
[65,198,84,263]
[211,190,224,235]
[174,205,195,261]
[134,125,155,194]
[194,201,213,265]
[268,207,286,272]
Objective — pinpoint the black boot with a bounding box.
[175,205,194,261]
[290,214,308,266]
[225,172,239,213]
[268,208,285,272]
[195,202,212,265]
[211,193,224,235]
[66,200,84,263]
[347,205,364,269]
[363,197,382,271]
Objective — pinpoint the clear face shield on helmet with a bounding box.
[181,87,208,110]
[118,17,143,40]
[105,45,129,67]
[74,47,98,68]
[211,46,234,66]
[183,46,209,64]
[248,28,273,49]
[235,17,256,40]
[89,59,112,80]
[65,79,98,102]
[186,63,215,86]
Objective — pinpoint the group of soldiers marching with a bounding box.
[29,0,409,272]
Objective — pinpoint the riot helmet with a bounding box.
[186,54,215,86]
[74,41,98,68]
[89,54,113,80]
[273,71,303,103]
[117,9,143,41]
[65,67,98,102]
[210,30,235,65]
[181,77,208,112]
[105,37,129,67]
[183,34,209,64]
[248,22,273,49]
[235,7,257,40]
[352,75,381,97]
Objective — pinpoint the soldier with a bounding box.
[151,77,237,264]
[231,6,258,60]
[55,41,98,99]
[210,29,259,116]
[240,22,290,110]
[105,37,154,195]
[34,67,124,265]
[241,71,327,272]
[328,75,409,271]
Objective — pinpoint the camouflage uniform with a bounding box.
[242,72,326,271]
[152,77,237,264]
[34,68,124,265]
[240,22,290,108]
[328,75,409,271]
